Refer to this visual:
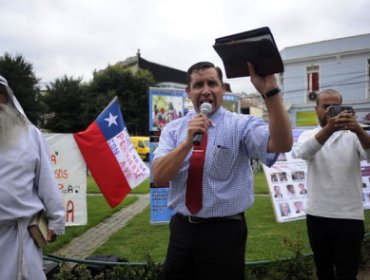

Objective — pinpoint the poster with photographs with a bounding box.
[361,162,370,207]
[149,88,186,224]
[264,129,370,223]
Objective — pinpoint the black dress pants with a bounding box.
[162,213,247,280]
[306,214,364,280]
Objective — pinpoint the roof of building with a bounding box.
[280,33,370,61]
[117,51,187,85]
[116,50,233,92]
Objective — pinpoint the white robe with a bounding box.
[0,125,65,280]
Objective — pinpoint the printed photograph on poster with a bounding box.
[263,129,309,223]
[151,93,184,131]
[148,88,187,224]
[183,93,239,114]
[263,150,308,223]
[361,161,370,209]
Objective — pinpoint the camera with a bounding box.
[328,105,354,117]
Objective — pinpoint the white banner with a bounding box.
[263,129,370,223]
[45,133,87,226]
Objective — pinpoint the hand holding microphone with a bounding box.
[193,102,212,146]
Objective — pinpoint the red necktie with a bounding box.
[186,133,207,214]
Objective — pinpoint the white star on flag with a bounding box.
[104,112,118,127]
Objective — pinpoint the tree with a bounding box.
[87,65,155,135]
[42,75,86,133]
[0,53,42,124]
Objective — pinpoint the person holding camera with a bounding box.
[293,88,370,280]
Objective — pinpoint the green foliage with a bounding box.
[0,51,156,133]
[245,237,314,280]
[0,52,42,124]
[87,65,155,135]
[50,240,314,280]
[361,233,370,264]
[52,264,95,280]
[52,256,163,280]
[43,75,86,132]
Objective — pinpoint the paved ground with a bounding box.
[54,193,150,260]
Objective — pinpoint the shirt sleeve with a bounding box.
[292,129,322,160]
[33,128,65,234]
[241,116,278,167]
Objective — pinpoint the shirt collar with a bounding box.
[208,106,225,128]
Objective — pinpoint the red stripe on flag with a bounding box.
[73,122,131,208]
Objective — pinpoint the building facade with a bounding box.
[280,33,370,128]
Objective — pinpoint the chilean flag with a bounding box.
[73,97,150,208]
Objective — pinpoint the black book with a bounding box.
[213,27,284,78]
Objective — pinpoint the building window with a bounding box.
[306,65,319,102]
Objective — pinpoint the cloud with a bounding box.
[1,0,369,93]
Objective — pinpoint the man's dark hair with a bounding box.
[186,61,223,86]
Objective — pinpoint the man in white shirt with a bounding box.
[293,89,370,280]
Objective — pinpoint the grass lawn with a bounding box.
[92,197,313,263]
[54,172,370,263]
[44,195,138,254]
[87,175,150,194]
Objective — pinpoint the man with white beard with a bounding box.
[0,75,65,280]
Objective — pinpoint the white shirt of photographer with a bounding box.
[293,127,370,220]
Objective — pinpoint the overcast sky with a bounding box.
[1,0,369,93]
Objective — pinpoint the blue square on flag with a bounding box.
[96,100,126,140]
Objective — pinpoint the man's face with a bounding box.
[282,204,289,214]
[186,67,225,113]
[315,93,341,127]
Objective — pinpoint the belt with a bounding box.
[175,212,244,224]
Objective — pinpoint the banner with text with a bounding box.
[45,133,87,226]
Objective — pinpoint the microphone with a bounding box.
[193,102,212,146]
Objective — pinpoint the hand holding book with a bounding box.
[28,210,49,248]
[248,63,280,99]
[213,26,284,78]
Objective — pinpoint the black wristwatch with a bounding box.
[262,88,281,99]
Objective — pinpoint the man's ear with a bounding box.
[186,86,192,99]
[221,84,227,96]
